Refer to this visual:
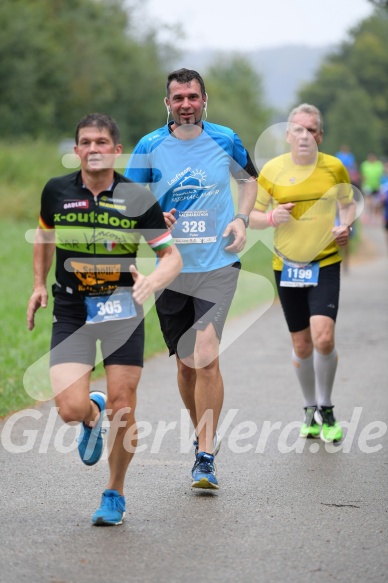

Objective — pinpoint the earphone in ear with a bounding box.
[203,93,208,119]
[164,98,171,124]
[164,97,171,113]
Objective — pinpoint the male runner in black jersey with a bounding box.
[27,113,182,525]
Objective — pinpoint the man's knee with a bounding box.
[311,317,335,354]
[56,401,87,424]
[314,332,335,354]
[291,329,313,359]
[194,324,220,369]
[107,388,137,421]
[178,359,196,382]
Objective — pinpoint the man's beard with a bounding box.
[175,114,203,126]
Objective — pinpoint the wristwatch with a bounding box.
[234,213,249,228]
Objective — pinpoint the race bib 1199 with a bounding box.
[280,262,320,287]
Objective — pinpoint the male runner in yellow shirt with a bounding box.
[250,103,356,443]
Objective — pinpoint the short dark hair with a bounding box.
[75,113,120,145]
[166,68,206,98]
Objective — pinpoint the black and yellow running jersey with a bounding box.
[39,171,172,296]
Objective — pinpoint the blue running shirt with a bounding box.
[125,122,249,273]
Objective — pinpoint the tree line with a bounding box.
[0,0,387,162]
[297,3,388,162]
[0,0,270,154]
[0,0,177,146]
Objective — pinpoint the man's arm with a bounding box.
[236,177,259,217]
[224,177,258,252]
[250,173,295,229]
[125,142,179,231]
[332,199,357,246]
[338,199,357,228]
[130,244,182,305]
[250,203,296,229]
[27,226,56,330]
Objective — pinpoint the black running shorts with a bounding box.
[50,294,144,368]
[274,262,341,333]
[155,262,241,359]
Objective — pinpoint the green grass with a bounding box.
[0,140,66,415]
[0,140,66,222]
[0,220,49,415]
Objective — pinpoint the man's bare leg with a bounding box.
[51,363,98,425]
[178,325,223,454]
[105,364,142,495]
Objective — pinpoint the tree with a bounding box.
[297,10,388,159]
[0,0,177,145]
[368,0,388,8]
[204,55,272,158]
[324,89,381,163]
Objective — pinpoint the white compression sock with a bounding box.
[291,351,316,407]
[314,348,338,408]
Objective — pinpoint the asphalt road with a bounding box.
[1,223,387,583]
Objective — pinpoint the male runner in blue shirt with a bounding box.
[125,69,258,489]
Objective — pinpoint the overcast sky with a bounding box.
[141,0,374,51]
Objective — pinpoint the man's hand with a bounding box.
[271,203,295,225]
[332,224,351,246]
[130,265,155,305]
[27,286,48,331]
[223,218,247,253]
[163,208,177,230]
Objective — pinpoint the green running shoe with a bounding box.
[300,406,320,438]
[315,406,343,443]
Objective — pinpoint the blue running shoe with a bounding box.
[192,452,219,490]
[92,489,126,526]
[193,431,222,457]
[77,391,107,466]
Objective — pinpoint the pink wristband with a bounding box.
[266,209,278,227]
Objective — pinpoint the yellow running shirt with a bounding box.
[255,152,353,270]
